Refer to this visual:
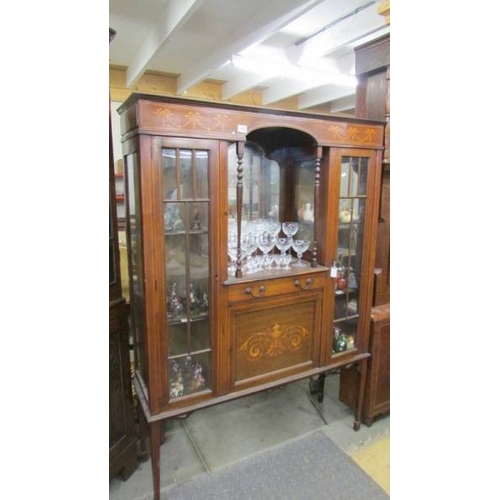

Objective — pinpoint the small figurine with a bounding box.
[189,283,200,315]
[168,282,184,319]
[334,333,347,353]
[191,362,206,391]
[346,335,355,350]
[169,359,185,398]
[191,206,202,230]
[170,377,184,398]
[347,268,357,289]
[199,292,209,312]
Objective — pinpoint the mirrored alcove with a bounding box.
[227,127,318,277]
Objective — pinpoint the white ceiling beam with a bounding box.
[228,42,355,104]
[262,77,327,105]
[289,2,386,65]
[298,84,354,109]
[125,0,204,88]
[176,0,325,95]
[222,47,295,99]
[261,53,355,105]
[222,71,271,101]
[329,94,356,113]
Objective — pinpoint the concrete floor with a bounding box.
[109,373,390,500]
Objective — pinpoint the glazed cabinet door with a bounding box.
[157,138,220,410]
[126,137,220,414]
[328,149,381,360]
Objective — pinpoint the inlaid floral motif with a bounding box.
[328,125,377,143]
[153,107,235,132]
[239,323,310,361]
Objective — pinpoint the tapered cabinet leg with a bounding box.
[150,420,161,500]
[317,373,326,403]
[353,358,368,431]
[137,405,150,462]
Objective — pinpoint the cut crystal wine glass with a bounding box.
[275,237,292,267]
[257,232,275,270]
[292,239,310,267]
[282,222,299,239]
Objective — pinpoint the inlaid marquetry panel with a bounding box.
[231,297,318,385]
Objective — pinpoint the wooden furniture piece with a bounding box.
[340,34,390,424]
[117,93,384,500]
[109,27,139,480]
[339,303,390,425]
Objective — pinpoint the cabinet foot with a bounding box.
[353,420,361,431]
[309,377,319,395]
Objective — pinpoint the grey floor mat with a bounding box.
[162,430,389,500]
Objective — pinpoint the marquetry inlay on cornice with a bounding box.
[131,99,384,148]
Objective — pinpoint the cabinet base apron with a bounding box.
[133,354,370,500]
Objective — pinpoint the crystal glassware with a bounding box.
[291,239,310,267]
[257,232,275,270]
[241,233,258,274]
[282,222,299,239]
[227,234,238,275]
[281,253,292,270]
[275,237,292,267]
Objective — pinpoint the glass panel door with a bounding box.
[162,147,211,399]
[332,156,368,354]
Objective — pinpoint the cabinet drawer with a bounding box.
[226,272,327,303]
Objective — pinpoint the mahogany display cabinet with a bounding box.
[117,93,384,500]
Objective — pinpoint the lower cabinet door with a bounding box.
[228,290,323,389]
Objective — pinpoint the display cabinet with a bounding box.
[109,27,138,481]
[118,94,384,500]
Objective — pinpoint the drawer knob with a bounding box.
[294,278,312,290]
[245,285,266,299]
